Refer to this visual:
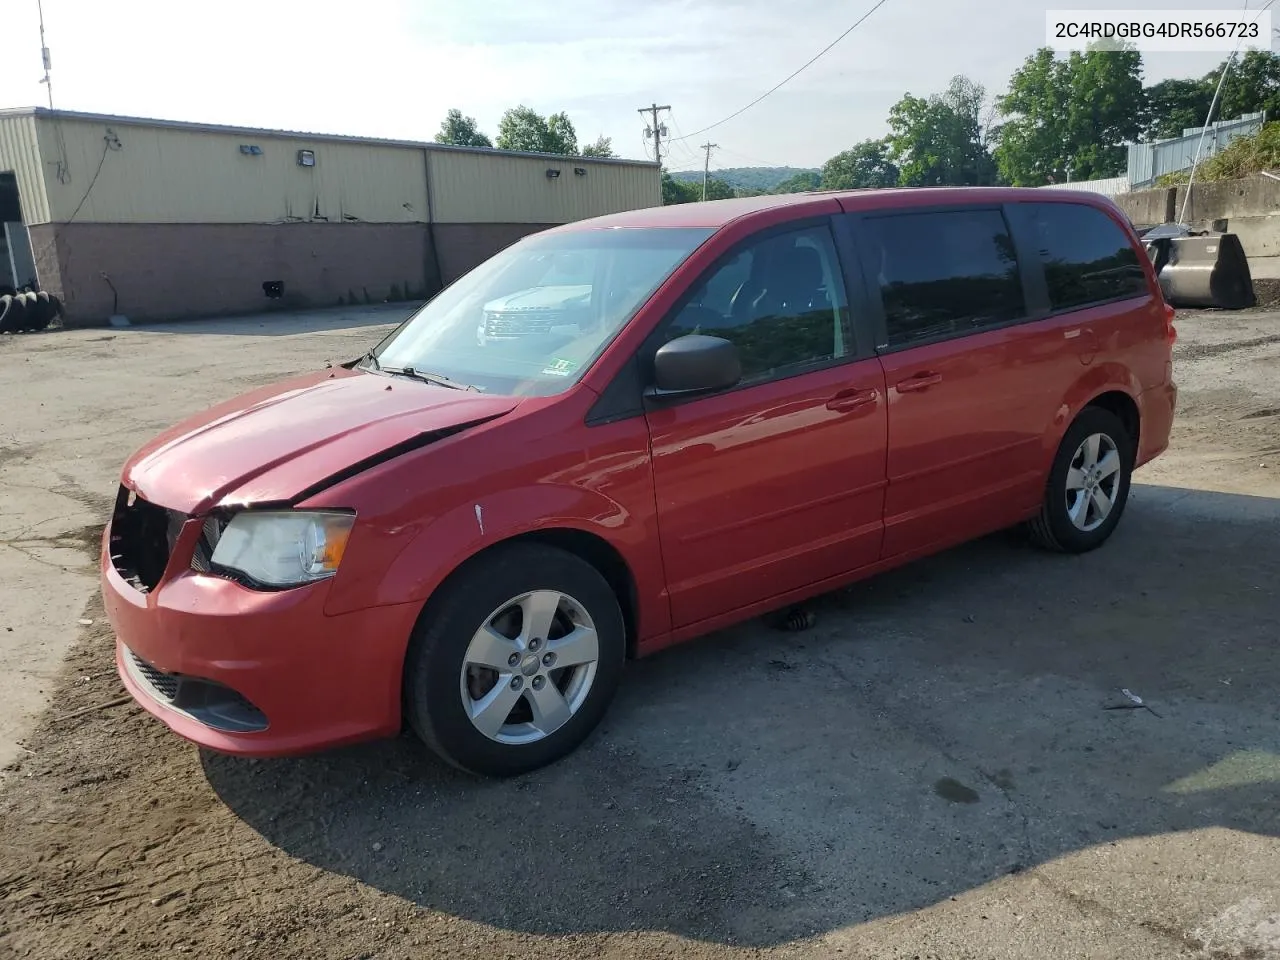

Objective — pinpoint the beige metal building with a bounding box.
[0,108,660,324]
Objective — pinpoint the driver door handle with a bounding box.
[895,371,943,393]
[826,388,879,412]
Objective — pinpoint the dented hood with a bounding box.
[123,368,519,514]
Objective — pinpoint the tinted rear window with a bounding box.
[862,209,1025,348]
[1016,202,1149,311]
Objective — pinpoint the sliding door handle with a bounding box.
[895,372,943,393]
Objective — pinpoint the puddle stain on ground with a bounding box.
[934,778,980,804]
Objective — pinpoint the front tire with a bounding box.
[1029,406,1134,553]
[403,543,625,777]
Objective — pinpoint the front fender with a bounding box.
[375,483,644,607]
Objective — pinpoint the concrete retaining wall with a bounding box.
[1115,176,1280,265]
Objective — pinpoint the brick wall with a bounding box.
[33,221,435,324]
[29,220,568,325]
[433,222,558,285]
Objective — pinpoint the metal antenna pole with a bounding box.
[37,0,53,108]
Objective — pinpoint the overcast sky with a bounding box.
[0,0,1269,169]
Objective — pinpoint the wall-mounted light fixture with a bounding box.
[546,168,561,179]
[297,149,316,167]
[239,144,263,156]
[573,167,587,176]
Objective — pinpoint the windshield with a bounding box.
[371,227,713,396]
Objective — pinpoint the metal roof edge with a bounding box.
[0,106,659,168]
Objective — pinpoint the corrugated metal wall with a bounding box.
[426,149,660,224]
[18,113,660,228]
[33,116,428,224]
[0,113,51,224]
[1128,112,1266,188]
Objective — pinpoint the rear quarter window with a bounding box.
[1014,202,1149,311]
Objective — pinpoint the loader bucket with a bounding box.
[1157,233,1256,310]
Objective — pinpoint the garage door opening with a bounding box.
[0,172,38,294]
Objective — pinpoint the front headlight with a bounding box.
[209,510,355,588]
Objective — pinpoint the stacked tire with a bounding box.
[0,290,62,334]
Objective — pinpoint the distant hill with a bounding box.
[668,166,820,193]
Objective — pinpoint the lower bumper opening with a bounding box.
[124,647,269,734]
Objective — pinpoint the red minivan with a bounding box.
[103,188,1177,776]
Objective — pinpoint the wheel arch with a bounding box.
[1083,389,1141,453]
[408,525,643,661]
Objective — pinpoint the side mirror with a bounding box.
[649,334,741,397]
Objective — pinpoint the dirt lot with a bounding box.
[1,306,1279,960]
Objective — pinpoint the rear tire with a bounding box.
[1028,406,1134,554]
[32,291,54,331]
[403,543,626,777]
[4,293,28,333]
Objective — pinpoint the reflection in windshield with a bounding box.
[372,227,713,396]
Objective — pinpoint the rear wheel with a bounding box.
[403,543,625,777]
[1028,406,1134,553]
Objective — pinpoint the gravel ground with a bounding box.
[1,306,1279,960]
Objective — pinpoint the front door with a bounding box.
[644,222,888,628]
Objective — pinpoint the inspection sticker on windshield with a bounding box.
[541,358,578,377]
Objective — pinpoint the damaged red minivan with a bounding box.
[103,187,1177,776]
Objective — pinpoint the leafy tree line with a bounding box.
[662,48,1280,202]
[434,106,615,158]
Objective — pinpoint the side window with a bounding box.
[1017,202,1149,310]
[863,209,1025,348]
[664,224,851,383]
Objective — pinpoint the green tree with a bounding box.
[661,172,700,204]
[773,170,822,193]
[661,171,737,204]
[996,46,1143,185]
[434,108,492,147]
[495,106,579,154]
[1212,50,1280,121]
[1065,45,1144,179]
[995,48,1071,185]
[1145,78,1214,139]
[887,76,998,186]
[580,135,616,158]
[821,138,899,189]
[702,177,736,201]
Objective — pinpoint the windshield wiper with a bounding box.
[384,365,479,391]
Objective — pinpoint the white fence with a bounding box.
[1038,176,1130,197]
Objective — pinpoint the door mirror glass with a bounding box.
[652,335,741,395]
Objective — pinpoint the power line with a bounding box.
[665,112,702,165]
[715,144,789,169]
[671,0,894,143]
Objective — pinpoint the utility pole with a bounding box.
[700,142,719,201]
[637,103,670,164]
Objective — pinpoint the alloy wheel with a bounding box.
[458,589,600,745]
[1064,432,1122,532]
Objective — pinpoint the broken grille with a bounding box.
[108,487,184,593]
